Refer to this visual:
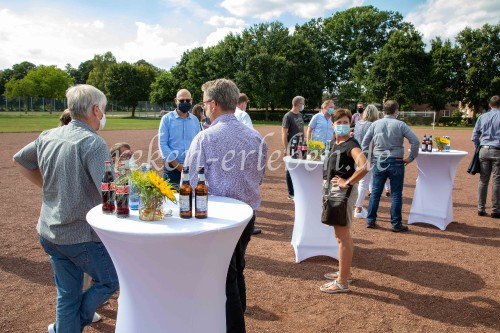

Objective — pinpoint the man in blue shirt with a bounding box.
[158,89,201,186]
[472,95,500,218]
[361,100,419,232]
[306,99,334,144]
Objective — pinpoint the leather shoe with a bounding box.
[366,223,377,229]
[478,210,487,216]
[491,212,500,219]
[391,225,409,232]
[252,228,262,235]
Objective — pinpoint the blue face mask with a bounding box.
[334,124,350,136]
[300,105,304,112]
[327,108,334,115]
[178,102,191,113]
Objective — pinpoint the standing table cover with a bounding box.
[408,150,468,230]
[87,195,253,333]
[284,156,339,263]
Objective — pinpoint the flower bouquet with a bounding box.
[434,136,450,152]
[130,170,177,221]
[308,140,325,161]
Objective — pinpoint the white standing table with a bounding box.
[86,195,253,333]
[408,150,468,230]
[284,156,339,263]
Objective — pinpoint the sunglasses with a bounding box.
[178,99,191,103]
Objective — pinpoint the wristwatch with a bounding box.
[345,179,352,187]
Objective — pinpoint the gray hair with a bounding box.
[292,96,305,107]
[363,104,379,122]
[201,79,239,112]
[384,100,399,115]
[66,84,107,119]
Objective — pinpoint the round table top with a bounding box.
[416,149,468,157]
[86,195,253,237]
[283,155,325,165]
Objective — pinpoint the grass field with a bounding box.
[0,112,472,133]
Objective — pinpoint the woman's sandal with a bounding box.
[323,271,353,284]
[320,279,350,294]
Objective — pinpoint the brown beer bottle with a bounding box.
[115,162,130,218]
[179,166,193,219]
[102,161,116,214]
[195,166,208,219]
[427,135,433,152]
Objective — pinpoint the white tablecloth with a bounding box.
[284,156,338,263]
[408,150,468,230]
[86,195,253,333]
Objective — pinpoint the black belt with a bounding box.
[481,145,500,150]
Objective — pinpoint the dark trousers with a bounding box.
[286,170,294,196]
[226,213,255,333]
[163,167,181,189]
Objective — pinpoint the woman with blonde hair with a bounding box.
[352,104,380,218]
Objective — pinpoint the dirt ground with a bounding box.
[1,125,499,333]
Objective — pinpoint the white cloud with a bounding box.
[205,15,247,28]
[202,27,245,48]
[220,0,364,20]
[405,0,500,44]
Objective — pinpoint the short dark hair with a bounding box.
[489,95,500,108]
[332,108,352,123]
[384,100,399,115]
[238,93,248,104]
[59,109,72,126]
[110,143,131,161]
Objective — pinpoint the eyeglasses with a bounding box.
[178,99,192,103]
[202,99,213,105]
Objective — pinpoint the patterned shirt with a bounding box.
[158,110,201,164]
[185,114,267,210]
[234,107,254,129]
[472,108,500,147]
[309,112,334,144]
[13,120,110,245]
[361,115,420,161]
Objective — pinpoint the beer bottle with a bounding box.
[195,166,208,219]
[102,161,116,214]
[115,162,130,218]
[297,138,303,159]
[421,134,427,152]
[427,135,433,152]
[179,166,193,219]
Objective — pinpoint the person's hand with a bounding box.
[403,158,412,166]
[332,176,350,189]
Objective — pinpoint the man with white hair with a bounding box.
[13,84,119,333]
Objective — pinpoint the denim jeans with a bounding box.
[366,158,405,227]
[285,170,294,196]
[163,167,181,189]
[39,236,119,333]
[478,146,500,214]
[226,213,255,333]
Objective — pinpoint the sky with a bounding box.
[0,0,498,71]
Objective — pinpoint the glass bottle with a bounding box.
[179,166,193,219]
[195,166,208,219]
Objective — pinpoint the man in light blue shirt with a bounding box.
[361,100,419,232]
[158,88,201,186]
[307,99,335,144]
[471,95,500,218]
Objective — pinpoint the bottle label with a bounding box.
[182,173,190,181]
[179,195,191,212]
[101,183,109,191]
[196,195,207,212]
[116,185,129,194]
[110,182,116,191]
[198,174,205,182]
[421,144,426,151]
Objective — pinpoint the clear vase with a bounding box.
[139,195,165,221]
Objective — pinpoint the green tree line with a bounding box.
[1,6,498,118]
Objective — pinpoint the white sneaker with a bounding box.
[354,207,367,218]
[93,312,102,323]
[48,323,55,333]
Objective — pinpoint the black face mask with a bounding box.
[357,107,364,113]
[178,102,191,113]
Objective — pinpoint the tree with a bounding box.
[205,33,243,80]
[426,37,466,111]
[104,62,156,117]
[5,65,72,98]
[150,71,178,106]
[296,6,404,94]
[87,51,117,93]
[365,24,429,106]
[0,61,36,95]
[456,23,500,114]
[65,60,94,84]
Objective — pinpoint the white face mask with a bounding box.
[98,110,106,131]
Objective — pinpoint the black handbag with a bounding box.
[467,146,481,175]
[321,185,353,227]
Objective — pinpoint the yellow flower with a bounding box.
[131,169,177,205]
[308,140,325,150]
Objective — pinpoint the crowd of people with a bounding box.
[12,81,499,332]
